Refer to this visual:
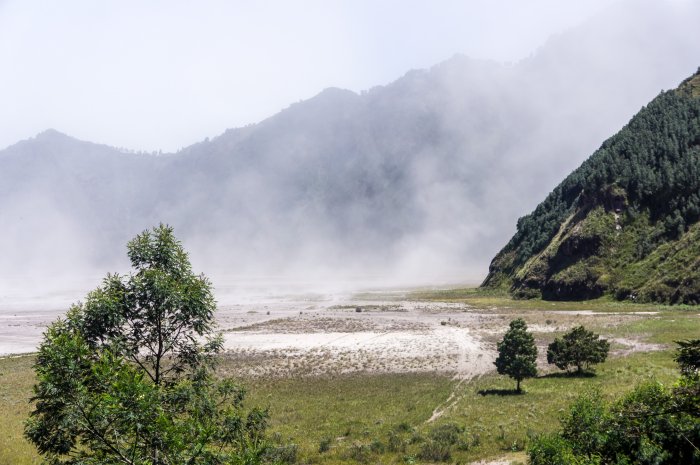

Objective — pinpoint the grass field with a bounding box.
[239,351,680,465]
[1,293,698,465]
[0,355,40,465]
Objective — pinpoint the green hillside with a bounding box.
[483,68,700,304]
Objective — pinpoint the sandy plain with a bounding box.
[0,279,662,381]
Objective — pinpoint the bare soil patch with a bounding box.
[1,287,666,381]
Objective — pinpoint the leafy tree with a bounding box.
[546,326,609,374]
[676,339,700,377]
[25,224,270,465]
[494,318,538,392]
[528,340,700,464]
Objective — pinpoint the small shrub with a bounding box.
[508,438,526,452]
[528,435,578,465]
[369,439,385,454]
[347,442,372,463]
[456,437,471,451]
[394,422,414,433]
[388,431,407,453]
[264,443,298,464]
[471,432,481,447]
[418,440,452,462]
[429,422,464,445]
[318,437,332,453]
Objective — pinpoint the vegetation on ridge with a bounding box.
[483,67,700,303]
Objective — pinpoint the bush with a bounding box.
[418,440,452,462]
[529,342,700,464]
[387,431,407,453]
[675,339,700,376]
[318,437,332,453]
[347,442,372,463]
[528,435,585,465]
[264,443,299,464]
[429,423,463,445]
[369,439,385,454]
[394,422,414,433]
[547,326,609,373]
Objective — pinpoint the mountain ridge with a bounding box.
[2,3,700,283]
[482,67,700,303]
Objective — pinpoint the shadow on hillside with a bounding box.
[477,389,525,396]
[538,371,596,379]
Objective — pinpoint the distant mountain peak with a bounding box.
[317,87,357,98]
[35,128,70,140]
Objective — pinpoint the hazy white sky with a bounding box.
[1,0,615,152]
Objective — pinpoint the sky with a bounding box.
[0,0,615,153]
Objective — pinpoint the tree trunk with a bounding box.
[516,378,521,393]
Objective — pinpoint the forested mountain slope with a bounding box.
[483,69,700,303]
[2,3,699,283]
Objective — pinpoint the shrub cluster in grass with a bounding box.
[345,442,372,463]
[415,422,483,462]
[264,443,299,464]
[335,421,483,464]
[318,437,332,453]
[529,340,700,464]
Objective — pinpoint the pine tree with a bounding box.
[494,318,538,392]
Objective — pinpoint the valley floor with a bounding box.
[1,286,697,464]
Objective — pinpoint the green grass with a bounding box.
[0,355,40,465]
[232,350,680,464]
[243,373,454,463]
[405,286,686,313]
[441,351,678,461]
[1,305,697,464]
[612,310,700,343]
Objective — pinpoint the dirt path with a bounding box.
[427,326,493,422]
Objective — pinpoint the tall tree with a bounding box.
[25,224,269,465]
[494,318,538,392]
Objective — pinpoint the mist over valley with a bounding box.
[2,1,699,300]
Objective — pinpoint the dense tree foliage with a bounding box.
[676,339,700,377]
[485,71,700,292]
[494,319,538,392]
[513,87,700,264]
[25,225,270,465]
[529,340,700,464]
[547,326,609,373]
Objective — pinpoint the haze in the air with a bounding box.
[0,0,613,152]
[1,0,700,299]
